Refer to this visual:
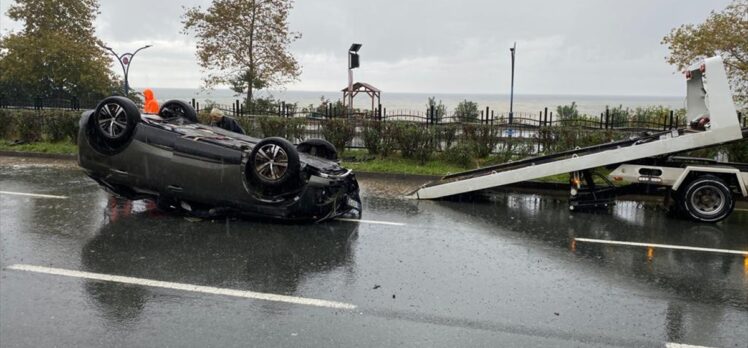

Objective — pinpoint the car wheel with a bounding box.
[92,96,140,143]
[159,100,198,123]
[247,137,301,188]
[297,139,338,161]
[681,175,734,223]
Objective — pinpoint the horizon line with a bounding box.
[136,87,685,99]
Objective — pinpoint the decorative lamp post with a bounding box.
[102,44,152,95]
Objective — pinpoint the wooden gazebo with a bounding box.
[342,82,381,112]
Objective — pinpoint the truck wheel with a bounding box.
[297,139,338,161]
[681,175,734,223]
[247,137,301,189]
[92,96,140,143]
[159,100,198,123]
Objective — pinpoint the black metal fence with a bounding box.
[2,95,746,154]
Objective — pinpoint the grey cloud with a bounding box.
[1,0,736,94]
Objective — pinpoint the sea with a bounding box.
[147,88,686,116]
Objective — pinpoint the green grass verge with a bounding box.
[0,140,78,155]
[342,155,468,176]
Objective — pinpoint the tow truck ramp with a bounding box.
[407,56,745,201]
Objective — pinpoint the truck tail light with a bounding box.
[685,70,692,80]
[699,64,706,73]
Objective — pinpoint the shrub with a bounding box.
[454,100,479,122]
[379,122,399,157]
[285,118,306,142]
[462,124,500,157]
[235,116,257,136]
[631,105,670,127]
[321,118,355,154]
[476,125,501,157]
[441,142,475,168]
[13,111,43,142]
[258,116,287,138]
[257,116,306,141]
[394,123,434,163]
[556,102,580,120]
[437,124,458,150]
[362,121,382,155]
[607,105,630,128]
[42,111,79,142]
[0,110,15,138]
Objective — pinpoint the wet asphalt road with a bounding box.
[1,159,747,347]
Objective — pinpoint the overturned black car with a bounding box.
[78,96,361,222]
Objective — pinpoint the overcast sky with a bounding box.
[0,0,733,96]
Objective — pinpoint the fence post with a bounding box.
[669,110,674,130]
[232,102,236,117]
[196,102,200,113]
[485,107,490,125]
[191,98,196,109]
[491,110,494,126]
[383,108,387,122]
[240,104,244,117]
[538,112,542,128]
[605,106,610,130]
[430,105,435,125]
[480,110,484,125]
[549,112,553,127]
[543,107,548,126]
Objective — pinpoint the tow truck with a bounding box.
[407,56,747,223]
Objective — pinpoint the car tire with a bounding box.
[297,139,338,161]
[247,137,301,189]
[159,100,198,123]
[680,175,734,223]
[92,96,140,144]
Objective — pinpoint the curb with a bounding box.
[0,151,76,160]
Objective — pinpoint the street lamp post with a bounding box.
[347,43,362,114]
[102,44,152,96]
[509,42,516,125]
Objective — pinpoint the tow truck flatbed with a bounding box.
[407,56,747,223]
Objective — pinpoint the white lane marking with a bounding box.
[575,238,748,256]
[335,218,406,226]
[0,191,68,199]
[665,343,715,348]
[7,264,356,310]
[734,208,748,212]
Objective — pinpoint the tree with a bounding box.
[454,99,479,122]
[662,0,748,105]
[426,97,446,122]
[0,0,116,101]
[182,0,302,107]
[556,102,580,120]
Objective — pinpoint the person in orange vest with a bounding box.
[143,88,160,113]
